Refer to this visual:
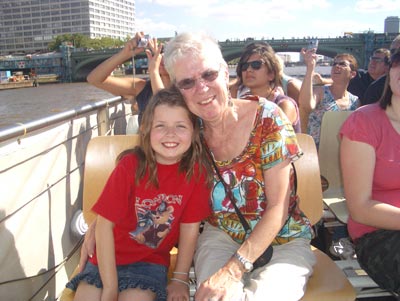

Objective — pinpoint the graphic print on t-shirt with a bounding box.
[129,194,180,249]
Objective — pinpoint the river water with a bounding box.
[0,66,331,130]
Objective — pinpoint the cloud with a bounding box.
[355,0,400,12]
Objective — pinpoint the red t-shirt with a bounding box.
[90,154,211,267]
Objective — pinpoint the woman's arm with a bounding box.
[146,39,167,93]
[86,33,147,97]
[298,49,319,132]
[96,215,118,301]
[195,159,292,301]
[236,158,291,262]
[341,137,400,230]
[278,98,298,125]
[166,222,200,301]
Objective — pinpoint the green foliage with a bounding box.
[48,34,125,51]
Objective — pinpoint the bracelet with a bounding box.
[173,271,189,275]
[170,278,190,287]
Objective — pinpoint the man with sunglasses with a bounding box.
[313,48,390,105]
[348,48,390,105]
[363,34,400,105]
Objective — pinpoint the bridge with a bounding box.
[69,31,397,81]
[0,32,397,82]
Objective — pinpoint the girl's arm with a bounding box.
[96,215,118,301]
[167,222,200,301]
[86,33,147,97]
[341,137,400,229]
[79,219,96,272]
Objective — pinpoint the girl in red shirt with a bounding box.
[67,87,211,301]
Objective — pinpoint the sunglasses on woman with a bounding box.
[175,68,220,90]
[332,61,351,68]
[390,50,400,68]
[241,60,264,71]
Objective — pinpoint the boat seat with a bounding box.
[295,133,356,301]
[318,111,352,225]
[60,135,139,301]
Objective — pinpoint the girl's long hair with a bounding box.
[118,86,212,188]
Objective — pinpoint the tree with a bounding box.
[48,34,125,51]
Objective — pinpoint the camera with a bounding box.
[138,34,151,48]
[306,39,319,51]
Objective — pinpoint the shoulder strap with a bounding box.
[200,133,252,236]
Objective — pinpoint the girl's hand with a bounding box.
[78,221,96,272]
[167,280,190,301]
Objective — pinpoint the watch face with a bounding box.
[244,262,253,272]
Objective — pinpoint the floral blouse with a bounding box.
[206,98,313,245]
[308,85,359,149]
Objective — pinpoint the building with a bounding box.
[384,16,400,34]
[0,0,135,55]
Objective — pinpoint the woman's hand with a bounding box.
[146,38,163,75]
[300,48,317,70]
[195,262,243,301]
[121,32,148,58]
[78,220,96,272]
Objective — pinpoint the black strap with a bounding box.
[201,134,252,235]
[200,125,298,237]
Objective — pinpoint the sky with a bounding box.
[134,0,400,42]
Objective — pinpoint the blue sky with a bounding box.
[135,0,400,41]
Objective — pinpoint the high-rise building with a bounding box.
[0,0,135,55]
[384,16,400,34]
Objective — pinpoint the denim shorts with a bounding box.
[66,261,167,300]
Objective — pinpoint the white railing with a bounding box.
[0,97,134,300]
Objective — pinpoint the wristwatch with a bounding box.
[233,252,253,272]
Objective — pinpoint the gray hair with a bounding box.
[163,32,227,81]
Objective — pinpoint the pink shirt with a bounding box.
[340,103,400,240]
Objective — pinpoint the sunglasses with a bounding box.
[390,51,400,68]
[241,60,264,71]
[369,56,385,63]
[332,61,351,68]
[175,68,220,90]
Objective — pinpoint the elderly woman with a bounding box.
[299,49,359,147]
[163,32,315,301]
[340,49,400,296]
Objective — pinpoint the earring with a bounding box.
[227,86,233,107]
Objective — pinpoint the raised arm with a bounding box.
[341,137,400,230]
[146,39,169,93]
[86,32,147,97]
[299,48,319,132]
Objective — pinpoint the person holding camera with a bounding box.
[86,32,171,125]
[299,49,359,147]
